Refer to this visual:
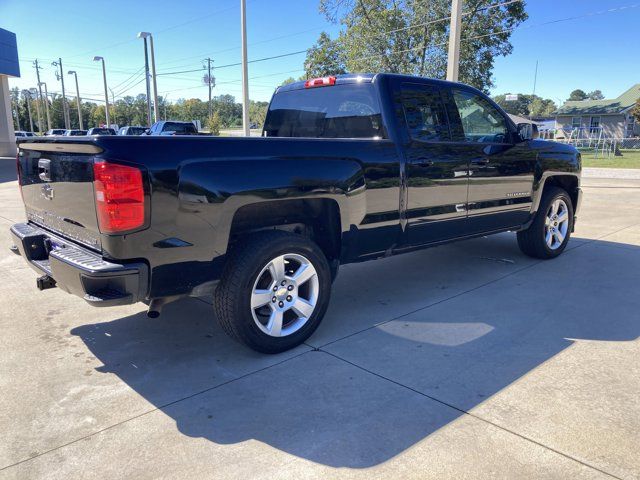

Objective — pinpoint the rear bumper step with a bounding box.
[10,222,148,307]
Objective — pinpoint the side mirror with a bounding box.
[517,122,538,141]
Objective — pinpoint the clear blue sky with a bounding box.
[1,0,638,105]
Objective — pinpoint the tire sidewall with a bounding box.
[232,235,331,352]
[538,189,574,258]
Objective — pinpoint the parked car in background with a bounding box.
[118,126,147,136]
[145,120,200,135]
[14,131,37,138]
[44,129,66,136]
[12,73,582,353]
[65,130,88,136]
[86,127,116,136]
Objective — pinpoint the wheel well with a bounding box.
[543,175,579,212]
[228,199,342,261]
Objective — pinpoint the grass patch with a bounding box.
[580,149,640,169]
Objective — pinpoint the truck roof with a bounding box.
[274,72,483,95]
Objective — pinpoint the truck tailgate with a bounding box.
[18,142,102,251]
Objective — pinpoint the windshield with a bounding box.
[264,83,386,139]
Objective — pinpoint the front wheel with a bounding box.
[517,186,574,259]
[214,231,332,353]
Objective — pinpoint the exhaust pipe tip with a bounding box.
[146,295,182,319]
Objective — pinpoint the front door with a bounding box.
[448,88,535,232]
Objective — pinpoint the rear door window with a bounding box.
[264,84,386,139]
[400,84,450,142]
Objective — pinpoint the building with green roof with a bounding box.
[555,84,640,139]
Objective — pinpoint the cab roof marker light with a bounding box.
[304,76,337,88]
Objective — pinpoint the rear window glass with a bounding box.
[163,122,197,133]
[264,84,386,139]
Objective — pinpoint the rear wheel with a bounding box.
[214,231,332,353]
[517,186,574,259]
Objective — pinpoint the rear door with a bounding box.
[18,143,102,251]
[448,88,535,232]
[396,81,470,245]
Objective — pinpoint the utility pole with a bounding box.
[30,88,43,134]
[240,0,250,136]
[22,91,34,132]
[205,57,214,118]
[68,71,83,130]
[532,59,539,97]
[32,61,45,133]
[93,57,110,127]
[38,82,51,130]
[446,0,463,82]
[52,58,70,129]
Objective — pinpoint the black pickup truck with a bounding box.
[11,73,582,353]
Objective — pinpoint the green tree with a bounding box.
[281,77,298,85]
[492,93,556,117]
[207,111,222,135]
[528,96,557,117]
[249,100,269,128]
[587,90,604,100]
[568,89,588,101]
[304,31,347,77]
[309,0,528,92]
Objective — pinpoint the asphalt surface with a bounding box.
[1,158,639,479]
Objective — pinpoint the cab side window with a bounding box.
[452,89,509,144]
[401,85,450,142]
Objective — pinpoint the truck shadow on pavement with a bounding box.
[71,234,640,468]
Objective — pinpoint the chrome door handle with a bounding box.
[413,157,434,167]
[471,158,490,166]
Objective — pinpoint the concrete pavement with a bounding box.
[0,157,639,479]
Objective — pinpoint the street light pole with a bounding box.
[148,34,159,123]
[38,82,51,130]
[93,56,110,127]
[137,34,153,127]
[240,0,250,137]
[446,0,463,82]
[68,71,83,130]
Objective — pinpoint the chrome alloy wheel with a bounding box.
[545,198,570,250]
[250,253,319,337]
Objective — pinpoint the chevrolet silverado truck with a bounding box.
[11,73,582,353]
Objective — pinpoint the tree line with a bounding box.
[10,87,269,133]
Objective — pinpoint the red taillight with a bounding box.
[93,161,145,234]
[304,76,337,88]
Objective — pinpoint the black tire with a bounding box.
[517,186,574,259]
[213,230,332,353]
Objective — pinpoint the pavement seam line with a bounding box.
[315,220,640,350]
[319,350,624,480]
[0,349,312,472]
